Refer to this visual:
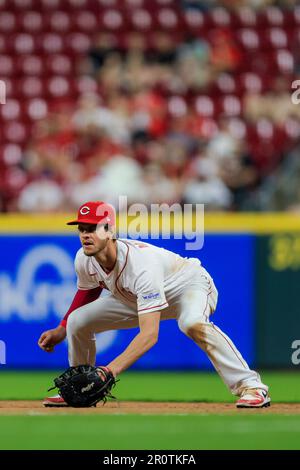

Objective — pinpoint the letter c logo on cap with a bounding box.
[80,206,90,215]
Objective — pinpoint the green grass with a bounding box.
[0,370,300,402]
[0,371,300,450]
[0,415,300,450]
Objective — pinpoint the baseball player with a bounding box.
[38,201,270,408]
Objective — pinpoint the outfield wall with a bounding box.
[0,213,299,370]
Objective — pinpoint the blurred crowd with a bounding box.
[18,31,252,212]
[2,0,300,212]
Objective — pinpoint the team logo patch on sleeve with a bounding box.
[142,292,160,301]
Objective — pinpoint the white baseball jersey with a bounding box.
[69,238,268,397]
[75,239,202,314]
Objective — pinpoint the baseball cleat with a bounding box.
[236,388,271,408]
[43,394,69,407]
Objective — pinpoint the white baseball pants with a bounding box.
[66,268,268,396]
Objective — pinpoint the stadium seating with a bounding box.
[0,1,298,208]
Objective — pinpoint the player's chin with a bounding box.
[83,245,97,256]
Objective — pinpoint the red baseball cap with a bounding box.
[67,201,116,226]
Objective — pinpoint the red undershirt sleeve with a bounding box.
[60,286,102,328]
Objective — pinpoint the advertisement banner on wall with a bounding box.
[0,234,255,370]
[256,233,300,368]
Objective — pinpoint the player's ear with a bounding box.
[105,224,116,240]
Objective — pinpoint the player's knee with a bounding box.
[178,315,193,334]
[66,314,79,337]
[178,315,195,334]
[179,320,211,351]
[186,322,206,340]
[178,315,206,335]
[67,311,89,337]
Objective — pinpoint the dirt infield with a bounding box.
[0,401,299,415]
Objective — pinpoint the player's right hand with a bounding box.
[38,326,66,353]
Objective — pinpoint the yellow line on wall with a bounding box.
[0,213,300,234]
[204,213,300,233]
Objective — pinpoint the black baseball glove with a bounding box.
[48,365,116,407]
